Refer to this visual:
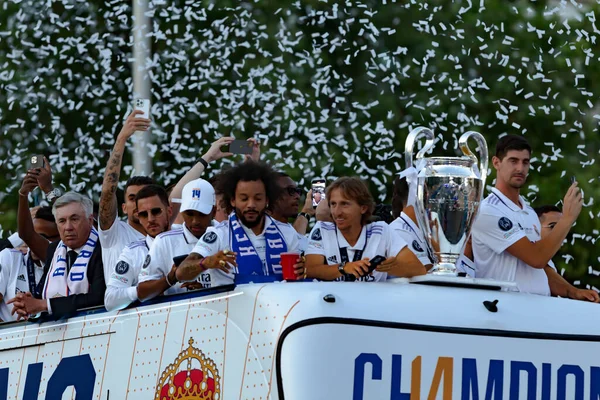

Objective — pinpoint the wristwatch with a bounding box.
[45,188,62,203]
[297,212,311,222]
[338,261,347,275]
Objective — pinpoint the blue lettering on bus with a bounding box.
[353,353,599,399]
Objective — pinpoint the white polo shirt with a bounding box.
[138,223,209,295]
[104,235,153,311]
[306,221,407,282]
[192,217,301,286]
[0,249,44,321]
[389,213,476,277]
[471,188,550,295]
[98,216,144,282]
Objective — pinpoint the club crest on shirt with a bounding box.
[202,231,218,244]
[115,261,130,275]
[498,217,513,232]
[142,255,151,269]
[311,228,322,241]
[412,240,424,253]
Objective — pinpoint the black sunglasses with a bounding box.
[285,187,303,196]
[40,233,60,241]
[138,208,164,218]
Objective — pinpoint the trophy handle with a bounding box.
[458,131,489,184]
[404,127,435,169]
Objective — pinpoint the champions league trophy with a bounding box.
[404,127,488,275]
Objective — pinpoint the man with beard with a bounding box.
[471,135,583,295]
[0,207,59,321]
[136,178,216,302]
[176,161,302,285]
[104,185,173,311]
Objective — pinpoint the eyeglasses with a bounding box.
[137,208,164,218]
[285,187,302,196]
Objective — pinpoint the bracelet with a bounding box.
[198,258,207,271]
[18,189,28,197]
[198,157,209,169]
[165,273,176,287]
[298,212,311,222]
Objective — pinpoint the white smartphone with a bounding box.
[311,178,326,208]
[134,98,150,119]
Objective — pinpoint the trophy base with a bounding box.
[429,263,458,276]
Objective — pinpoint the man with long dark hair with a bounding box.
[176,161,302,285]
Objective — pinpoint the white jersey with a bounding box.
[98,216,144,283]
[389,213,476,277]
[104,235,154,311]
[138,224,209,295]
[471,188,550,295]
[306,221,407,282]
[192,217,302,286]
[0,249,44,321]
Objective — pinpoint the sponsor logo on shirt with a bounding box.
[498,217,513,232]
[142,255,151,269]
[503,227,520,239]
[412,240,424,253]
[202,231,218,244]
[327,255,338,263]
[115,261,129,275]
[17,274,26,282]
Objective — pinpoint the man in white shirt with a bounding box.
[533,205,599,302]
[389,175,476,276]
[137,178,216,302]
[176,161,302,285]
[98,110,154,282]
[104,185,174,311]
[471,135,583,295]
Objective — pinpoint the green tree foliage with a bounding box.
[1,0,599,287]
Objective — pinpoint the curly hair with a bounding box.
[216,160,282,214]
[325,177,375,225]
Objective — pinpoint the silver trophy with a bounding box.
[405,127,488,275]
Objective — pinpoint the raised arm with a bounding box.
[17,173,49,260]
[169,137,235,224]
[293,189,315,235]
[99,110,150,230]
[506,184,582,269]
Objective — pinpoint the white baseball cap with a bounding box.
[180,178,216,215]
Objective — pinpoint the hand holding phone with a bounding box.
[172,254,189,267]
[367,255,386,273]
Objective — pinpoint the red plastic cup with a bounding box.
[281,252,301,281]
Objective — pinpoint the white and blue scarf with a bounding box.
[229,213,287,282]
[43,228,98,299]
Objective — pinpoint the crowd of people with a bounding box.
[0,112,597,322]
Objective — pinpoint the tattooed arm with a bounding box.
[99,110,151,230]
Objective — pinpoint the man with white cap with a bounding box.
[136,178,216,302]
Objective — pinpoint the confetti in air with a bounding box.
[1,0,600,286]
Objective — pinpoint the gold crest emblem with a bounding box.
[155,338,221,400]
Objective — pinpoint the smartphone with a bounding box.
[227,139,253,155]
[30,155,45,169]
[173,254,189,267]
[134,98,151,119]
[570,176,576,184]
[367,255,386,273]
[311,178,326,208]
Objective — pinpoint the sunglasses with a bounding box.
[285,187,303,196]
[543,222,557,230]
[40,233,60,241]
[137,208,164,219]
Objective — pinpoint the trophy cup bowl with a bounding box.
[405,128,488,276]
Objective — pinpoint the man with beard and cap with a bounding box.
[136,178,216,302]
[176,161,303,285]
[269,172,315,250]
[104,185,174,311]
[0,207,59,321]
[471,135,583,295]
